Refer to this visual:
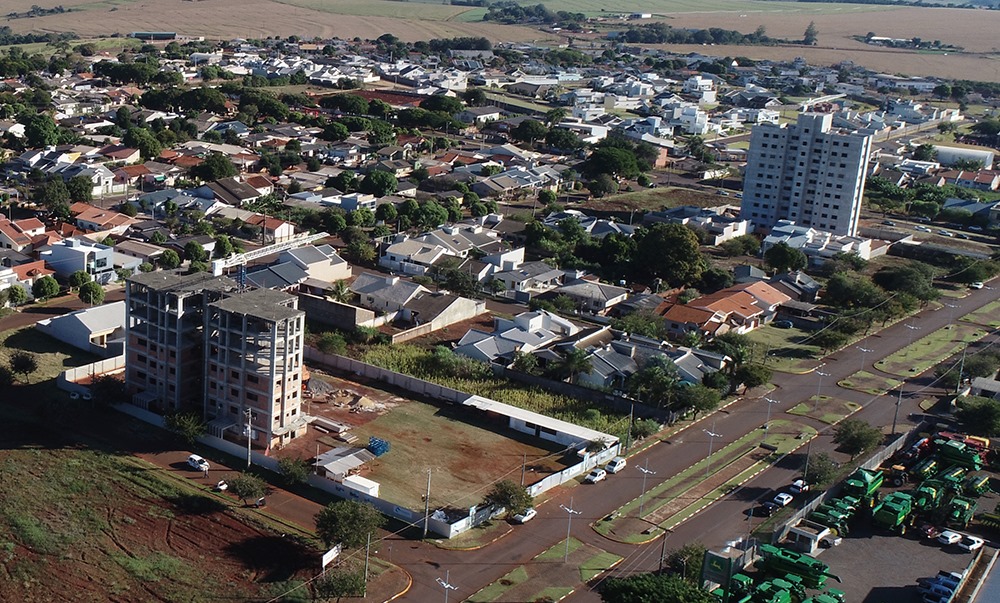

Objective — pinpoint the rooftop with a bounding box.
[210,287,303,322]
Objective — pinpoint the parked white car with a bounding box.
[789,479,810,494]
[605,457,627,474]
[958,535,984,552]
[773,493,794,507]
[937,530,962,546]
[512,508,537,523]
[187,454,210,472]
[585,468,607,484]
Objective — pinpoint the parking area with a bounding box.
[818,522,981,602]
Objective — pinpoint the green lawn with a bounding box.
[787,397,861,425]
[466,537,621,603]
[962,300,1000,328]
[747,325,823,374]
[875,323,988,377]
[0,326,101,383]
[838,371,903,396]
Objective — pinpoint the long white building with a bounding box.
[740,112,873,236]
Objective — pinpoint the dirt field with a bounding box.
[0,410,316,603]
[4,0,549,44]
[294,370,572,511]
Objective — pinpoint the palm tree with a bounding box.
[554,347,592,383]
[326,279,351,303]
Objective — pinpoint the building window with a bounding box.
[247,392,258,402]
[231,388,238,397]
[247,375,259,384]
[231,370,238,379]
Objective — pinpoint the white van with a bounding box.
[605,456,627,474]
[187,454,210,472]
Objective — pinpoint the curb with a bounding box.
[385,566,413,602]
[432,522,514,551]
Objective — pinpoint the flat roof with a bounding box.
[128,270,237,294]
[210,287,303,322]
[462,394,619,446]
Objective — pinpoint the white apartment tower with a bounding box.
[740,113,872,236]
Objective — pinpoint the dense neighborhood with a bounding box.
[3,24,1000,603]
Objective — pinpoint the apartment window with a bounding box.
[231,370,238,379]
[247,375,259,384]
[247,392,258,402]
[169,367,176,375]
[230,388,238,397]
[209,382,217,390]
[168,384,175,393]
[291,408,297,416]
[169,350,176,359]
[136,354,147,365]
[230,405,238,415]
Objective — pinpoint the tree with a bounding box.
[912,144,937,162]
[552,347,592,383]
[349,208,375,228]
[23,113,59,147]
[190,152,238,181]
[89,374,128,405]
[484,479,533,516]
[213,235,234,258]
[375,202,397,223]
[511,351,540,375]
[587,147,640,180]
[588,174,619,198]
[764,242,807,273]
[833,419,882,459]
[228,472,267,505]
[802,451,839,486]
[66,175,93,203]
[666,542,707,582]
[41,178,70,209]
[675,384,720,418]
[79,281,105,305]
[634,223,704,287]
[314,500,386,549]
[317,332,347,355]
[419,95,463,115]
[463,88,488,106]
[734,364,772,393]
[184,241,208,262]
[316,569,366,599]
[600,573,714,603]
[277,457,311,486]
[803,21,819,45]
[32,275,60,301]
[164,412,205,445]
[812,329,849,354]
[359,170,398,196]
[538,189,557,206]
[545,127,583,151]
[159,249,181,269]
[511,119,548,144]
[9,350,38,382]
[68,270,91,291]
[955,396,1000,436]
[344,241,376,265]
[123,127,162,159]
[7,285,27,307]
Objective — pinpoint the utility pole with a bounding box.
[623,402,635,452]
[637,459,656,516]
[704,423,722,479]
[363,531,371,598]
[813,367,830,411]
[244,408,252,468]
[520,453,526,487]
[422,468,432,539]
[892,388,903,435]
[956,344,968,395]
[763,397,779,443]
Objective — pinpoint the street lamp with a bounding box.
[905,322,921,350]
[436,570,458,603]
[703,425,722,479]
[943,303,958,328]
[892,388,904,435]
[762,397,780,441]
[560,498,581,563]
[813,368,830,411]
[244,408,253,468]
[636,460,656,516]
[857,347,873,373]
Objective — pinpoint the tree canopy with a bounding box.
[314,500,386,549]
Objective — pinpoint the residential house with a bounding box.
[555,278,630,315]
[643,206,751,246]
[454,310,578,363]
[350,273,429,313]
[769,271,822,303]
[456,106,503,125]
[492,261,564,296]
[36,301,126,357]
[763,220,877,264]
[39,238,117,284]
[0,217,45,251]
[71,204,137,235]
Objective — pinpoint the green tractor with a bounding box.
[944,496,977,529]
[873,492,914,534]
[935,439,983,471]
[936,466,968,492]
[911,480,947,513]
[809,511,850,535]
[962,474,992,498]
[754,544,842,590]
[841,468,883,505]
[975,502,1000,532]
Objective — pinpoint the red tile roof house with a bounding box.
[660,287,775,340]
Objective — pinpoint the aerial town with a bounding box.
[3,1,1000,602]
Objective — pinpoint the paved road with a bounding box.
[378,283,999,602]
[102,282,999,602]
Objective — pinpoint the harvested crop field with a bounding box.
[4,0,548,44]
